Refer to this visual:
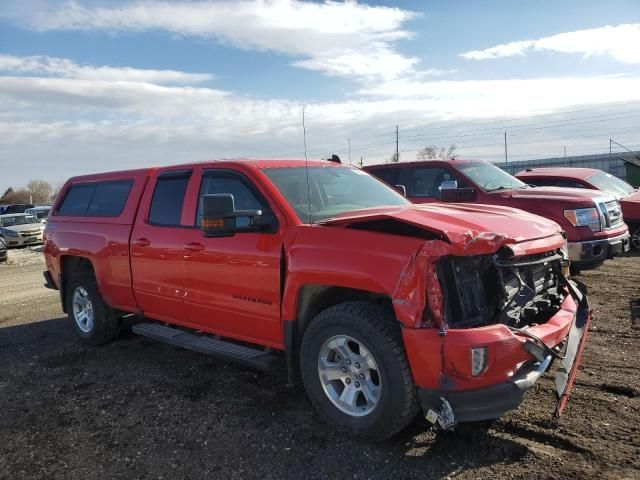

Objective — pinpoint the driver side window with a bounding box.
[196,171,267,227]
[410,167,458,199]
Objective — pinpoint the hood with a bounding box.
[319,203,562,252]
[622,189,640,203]
[491,186,608,206]
[620,189,640,220]
[3,223,44,233]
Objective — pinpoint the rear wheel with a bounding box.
[66,270,121,345]
[300,302,419,441]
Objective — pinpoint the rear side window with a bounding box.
[148,171,191,226]
[57,181,133,217]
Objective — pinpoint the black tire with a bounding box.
[65,269,121,346]
[300,301,419,441]
[631,224,640,251]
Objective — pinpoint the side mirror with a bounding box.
[439,180,458,202]
[439,180,476,202]
[394,184,407,196]
[201,194,263,237]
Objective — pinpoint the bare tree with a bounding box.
[2,188,31,204]
[27,179,53,204]
[1,187,14,203]
[50,182,64,203]
[417,144,457,160]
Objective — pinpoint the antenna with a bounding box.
[302,107,308,162]
[302,107,311,223]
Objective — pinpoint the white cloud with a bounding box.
[7,70,640,130]
[1,0,420,81]
[1,52,640,190]
[358,75,640,119]
[0,54,213,84]
[461,23,640,63]
[293,48,420,81]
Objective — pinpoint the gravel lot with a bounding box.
[0,248,638,479]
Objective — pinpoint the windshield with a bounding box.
[0,215,41,227]
[587,171,635,198]
[34,210,50,219]
[457,161,527,191]
[263,166,409,223]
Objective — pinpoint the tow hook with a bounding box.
[425,397,456,430]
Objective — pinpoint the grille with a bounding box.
[599,200,623,229]
[438,251,563,329]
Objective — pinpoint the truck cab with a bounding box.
[365,159,630,268]
[43,159,590,440]
[515,167,640,250]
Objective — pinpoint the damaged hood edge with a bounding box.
[318,204,565,255]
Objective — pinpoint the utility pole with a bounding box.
[609,138,612,171]
[504,131,508,163]
[347,138,351,165]
[359,157,363,167]
[395,125,399,162]
[609,138,612,162]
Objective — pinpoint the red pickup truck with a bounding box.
[43,159,589,439]
[515,167,640,250]
[365,159,630,268]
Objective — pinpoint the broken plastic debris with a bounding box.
[425,398,456,430]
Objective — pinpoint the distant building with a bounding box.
[494,150,640,186]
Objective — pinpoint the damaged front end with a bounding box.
[437,248,568,330]
[401,244,591,429]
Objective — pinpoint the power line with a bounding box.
[269,101,640,159]
[400,109,640,143]
[397,100,640,136]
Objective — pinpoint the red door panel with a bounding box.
[180,166,286,347]
[182,232,283,346]
[130,225,190,323]
[130,168,195,325]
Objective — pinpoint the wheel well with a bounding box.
[60,256,96,313]
[295,285,392,335]
[283,285,393,386]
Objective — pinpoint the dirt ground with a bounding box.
[0,247,639,480]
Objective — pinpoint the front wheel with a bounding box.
[300,302,419,441]
[631,225,640,250]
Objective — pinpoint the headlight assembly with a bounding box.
[563,208,601,232]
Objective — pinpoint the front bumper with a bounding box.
[567,232,630,265]
[419,355,553,423]
[3,233,43,247]
[409,281,591,425]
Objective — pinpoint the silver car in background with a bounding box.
[25,206,51,224]
[0,237,7,262]
[0,213,45,247]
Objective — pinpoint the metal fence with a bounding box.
[494,151,639,180]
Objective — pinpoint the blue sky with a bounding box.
[1,0,640,192]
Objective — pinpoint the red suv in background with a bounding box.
[516,167,640,250]
[364,159,630,268]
